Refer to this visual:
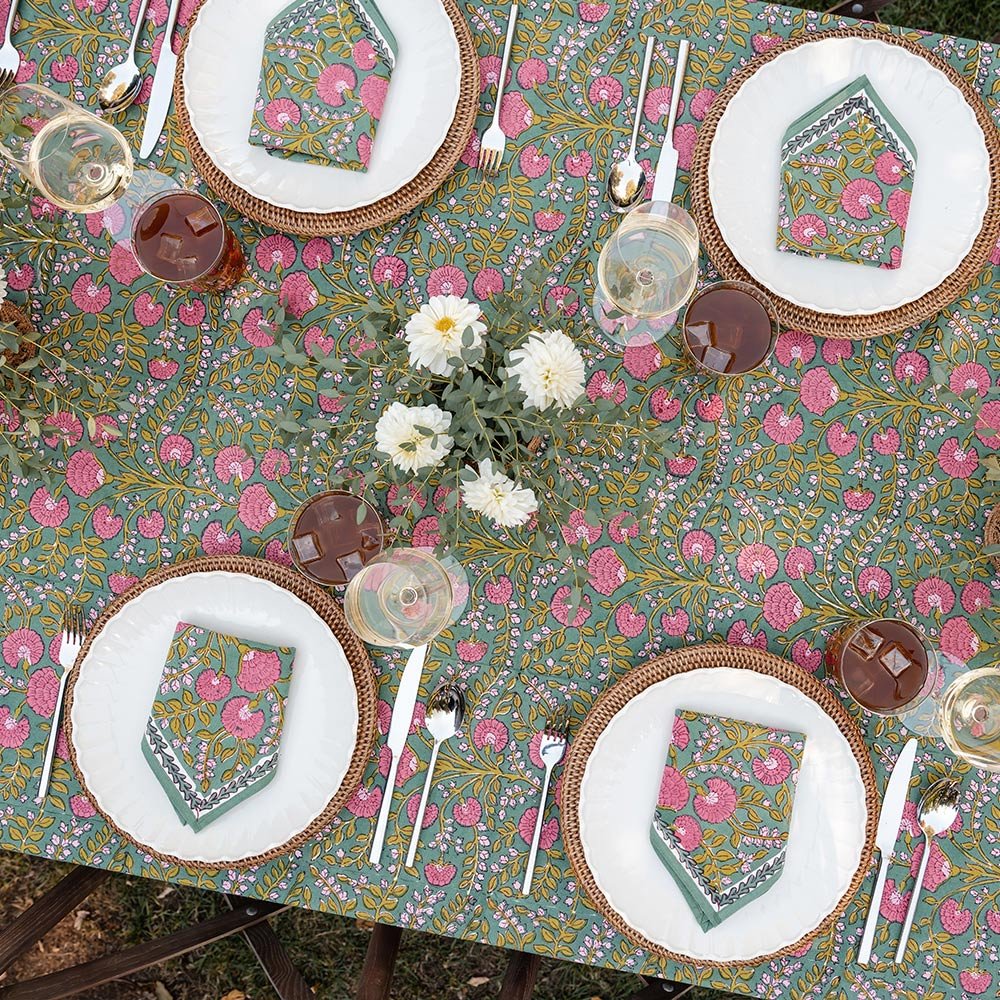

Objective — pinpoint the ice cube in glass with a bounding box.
[184,204,218,236]
[702,345,734,373]
[848,626,883,659]
[878,642,912,678]
[291,532,322,564]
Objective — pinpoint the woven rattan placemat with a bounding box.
[174,0,480,236]
[65,555,377,870]
[690,25,1000,340]
[560,643,878,966]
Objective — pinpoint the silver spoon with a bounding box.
[98,0,151,114]
[607,36,655,213]
[894,778,960,963]
[405,683,465,869]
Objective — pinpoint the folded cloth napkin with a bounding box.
[649,710,806,931]
[776,75,916,269]
[142,622,295,831]
[249,0,397,172]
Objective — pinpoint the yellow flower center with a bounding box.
[435,317,457,334]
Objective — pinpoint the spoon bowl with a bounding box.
[98,0,151,114]
[606,36,654,214]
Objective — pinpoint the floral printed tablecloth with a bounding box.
[1,0,999,996]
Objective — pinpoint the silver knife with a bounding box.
[650,38,691,204]
[368,643,427,865]
[139,0,184,160]
[857,737,918,965]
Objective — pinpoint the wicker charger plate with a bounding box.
[174,0,480,236]
[561,644,879,967]
[65,555,377,871]
[690,25,1000,340]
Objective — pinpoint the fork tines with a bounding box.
[62,603,85,645]
[478,145,501,175]
[544,706,569,739]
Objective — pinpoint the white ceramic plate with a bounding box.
[577,667,867,964]
[708,36,990,316]
[182,0,462,213]
[70,571,360,865]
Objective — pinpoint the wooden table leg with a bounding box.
[0,867,110,977]
[498,951,540,1000]
[356,923,402,1000]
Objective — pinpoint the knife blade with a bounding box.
[857,736,918,964]
[139,0,184,160]
[368,643,427,864]
[650,38,690,204]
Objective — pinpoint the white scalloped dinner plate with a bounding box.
[70,572,359,865]
[708,36,990,315]
[182,0,461,213]
[577,667,867,964]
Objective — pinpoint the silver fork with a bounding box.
[522,706,569,895]
[478,2,518,175]
[0,0,22,92]
[36,604,86,804]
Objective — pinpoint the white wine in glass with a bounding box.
[939,668,1000,771]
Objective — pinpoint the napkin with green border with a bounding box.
[776,76,916,269]
[249,0,397,172]
[649,710,806,930]
[142,622,295,831]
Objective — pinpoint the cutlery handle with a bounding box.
[368,750,400,865]
[628,37,655,158]
[127,0,153,58]
[894,833,931,963]
[36,670,71,804]
[405,740,440,869]
[664,39,690,143]
[521,763,553,895]
[857,853,890,965]
[491,2,518,126]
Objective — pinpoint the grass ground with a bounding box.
[3,1,998,998]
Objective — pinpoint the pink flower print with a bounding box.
[608,512,639,543]
[939,616,978,663]
[975,400,1000,447]
[752,32,783,53]
[752,747,792,785]
[517,57,548,89]
[694,778,737,823]
[241,308,274,348]
[386,484,425,515]
[137,511,165,538]
[0,707,29,749]
[689,87,716,120]
[108,244,142,286]
[359,74,388,119]
[519,144,550,179]
[658,765,689,810]
[425,264,467,298]
[961,581,992,615]
[214,445,254,484]
[69,794,96,818]
[472,718,508,753]
[457,638,487,663]
[499,92,533,138]
[132,292,163,327]
[643,86,677,122]
[353,38,376,71]
[316,63,356,106]
[346,783,381,818]
[673,123,698,170]
[938,898,971,935]
[159,434,193,465]
[661,609,689,636]
[988,910,1000,935]
[949,361,990,397]
[913,577,955,616]
[237,648,282,692]
[762,403,803,444]
[262,97,300,133]
[109,573,138,595]
[879,878,910,922]
[518,807,558,849]
[799,367,839,415]
[66,450,105,497]
[238,483,277,532]
[938,437,978,479]
[672,814,702,851]
[371,254,407,288]
[791,638,822,673]
[762,583,803,631]
[623,341,662,380]
[561,509,602,545]
[221,696,264,740]
[774,330,816,367]
[303,327,335,358]
[872,427,900,455]
[588,75,622,106]
[319,393,346,414]
[89,414,119,447]
[405,794,438,828]
[7,262,34,290]
[534,209,565,231]
[551,585,591,626]
[858,566,892,600]
[789,214,827,245]
[424,862,457,886]
[826,421,857,457]
[0,400,19,433]
[728,620,767,649]
[588,546,627,595]
[42,411,83,448]
[70,274,111,314]
[260,447,291,481]
[472,268,504,298]
[51,55,78,81]
[27,666,60,716]
[92,504,122,539]
[279,272,319,319]
[484,576,513,604]
[843,488,874,511]
[736,542,778,581]
[564,149,592,177]
[195,669,232,702]
[453,797,482,826]
[544,285,580,317]
[460,130,480,167]
[478,55,509,93]
[302,237,332,269]
[992,235,1000,266]
[410,515,440,549]
[578,0,609,19]
[615,603,646,638]
[894,351,928,382]
[586,371,626,405]
[202,521,242,556]
[672,716,689,750]
[148,358,178,379]
[874,150,905,186]
[887,188,910,230]
[840,178,882,219]
[959,971,992,995]
[649,388,680,422]
[681,529,715,564]
[784,547,815,579]
[695,393,723,422]
[264,539,292,567]
[909,839,950,891]
[255,234,297,273]
[29,488,70,528]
